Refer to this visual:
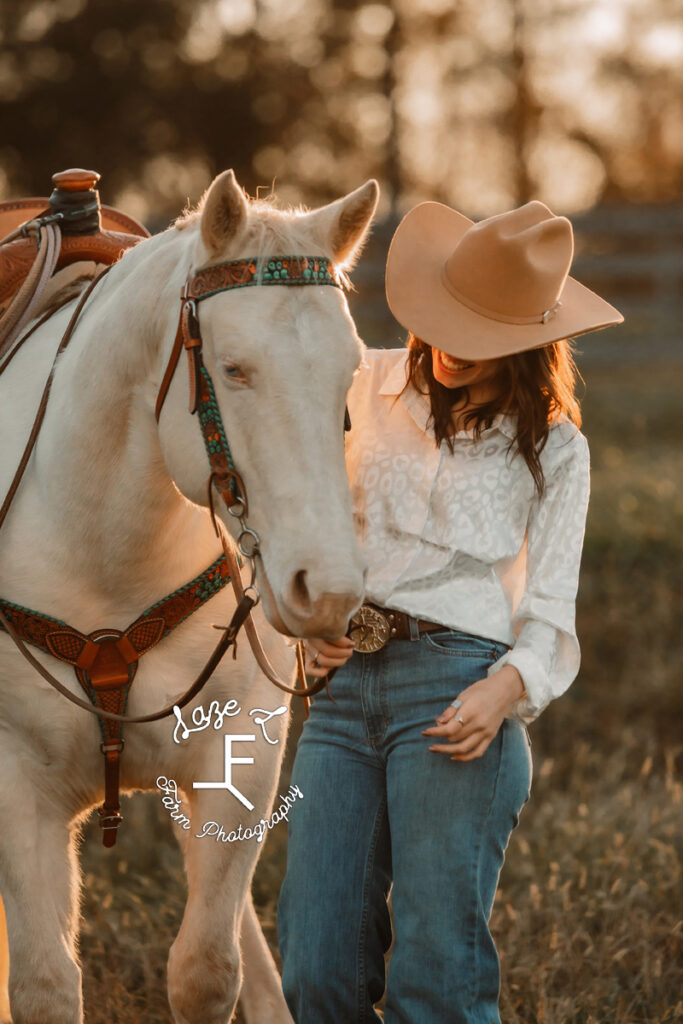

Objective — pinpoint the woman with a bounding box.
[277,200,623,1023]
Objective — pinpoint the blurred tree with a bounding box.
[569,0,683,204]
[0,0,404,219]
[494,0,683,211]
[508,0,537,204]
[0,0,329,221]
[0,0,681,222]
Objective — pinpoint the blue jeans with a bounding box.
[277,628,533,1024]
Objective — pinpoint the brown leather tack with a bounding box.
[0,232,143,307]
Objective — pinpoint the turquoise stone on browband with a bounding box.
[262,256,336,285]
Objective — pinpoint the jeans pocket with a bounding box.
[423,628,503,660]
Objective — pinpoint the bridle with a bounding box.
[153,253,352,710]
[154,251,346,620]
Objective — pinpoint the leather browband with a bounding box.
[187,254,340,301]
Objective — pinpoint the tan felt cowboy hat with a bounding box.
[385,200,623,360]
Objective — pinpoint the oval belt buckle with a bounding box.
[348,604,391,653]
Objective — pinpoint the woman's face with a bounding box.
[431,346,504,392]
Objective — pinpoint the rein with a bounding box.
[0,268,112,532]
[0,250,342,845]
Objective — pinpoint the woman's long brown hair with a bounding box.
[400,334,583,496]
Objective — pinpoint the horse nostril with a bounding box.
[290,570,312,614]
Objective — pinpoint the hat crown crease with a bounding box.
[444,209,573,321]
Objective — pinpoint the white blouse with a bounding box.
[345,347,591,724]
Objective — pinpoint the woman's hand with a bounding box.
[304,636,356,678]
[422,665,525,761]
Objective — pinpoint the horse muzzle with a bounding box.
[256,556,364,640]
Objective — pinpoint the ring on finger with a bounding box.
[312,652,320,668]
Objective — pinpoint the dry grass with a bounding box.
[73,363,681,1023]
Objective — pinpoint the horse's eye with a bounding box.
[223,362,245,381]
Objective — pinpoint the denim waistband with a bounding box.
[382,611,511,659]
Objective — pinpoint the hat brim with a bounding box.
[385,202,624,360]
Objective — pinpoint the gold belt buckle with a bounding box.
[348,604,391,653]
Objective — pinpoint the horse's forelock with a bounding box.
[175,193,350,285]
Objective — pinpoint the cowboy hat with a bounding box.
[385,200,623,360]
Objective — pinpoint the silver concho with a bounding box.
[348,605,391,653]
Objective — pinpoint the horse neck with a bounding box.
[36,228,217,593]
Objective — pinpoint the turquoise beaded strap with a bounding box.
[187,255,340,303]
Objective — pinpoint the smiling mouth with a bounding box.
[438,351,476,373]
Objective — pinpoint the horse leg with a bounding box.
[0,896,10,1024]
[167,770,291,1024]
[0,770,82,1024]
[238,892,293,1024]
[171,822,291,1023]
[167,784,252,1024]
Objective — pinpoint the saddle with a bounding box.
[0,168,149,360]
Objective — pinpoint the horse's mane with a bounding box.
[174,193,308,250]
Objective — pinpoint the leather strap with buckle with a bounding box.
[348,603,444,653]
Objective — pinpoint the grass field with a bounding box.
[76,362,682,1023]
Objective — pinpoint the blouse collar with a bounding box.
[377,349,518,441]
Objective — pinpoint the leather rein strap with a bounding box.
[0,268,111,532]
[1,252,340,713]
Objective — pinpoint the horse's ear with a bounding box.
[200,170,248,256]
[311,180,380,267]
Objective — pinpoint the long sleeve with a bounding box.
[487,430,591,724]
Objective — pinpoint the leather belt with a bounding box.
[347,603,444,653]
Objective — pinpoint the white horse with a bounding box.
[0,169,378,1024]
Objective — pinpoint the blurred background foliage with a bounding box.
[2,0,681,356]
[1,1,681,1021]
[1,0,682,222]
